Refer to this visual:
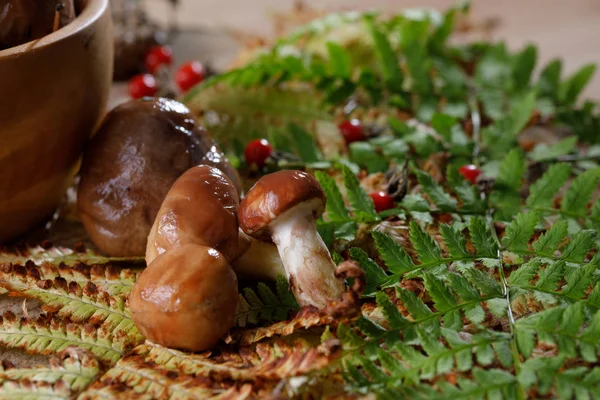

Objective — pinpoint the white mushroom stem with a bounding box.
[269,200,345,308]
[233,231,286,280]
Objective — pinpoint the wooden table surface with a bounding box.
[143,0,600,99]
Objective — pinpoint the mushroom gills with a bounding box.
[269,199,344,308]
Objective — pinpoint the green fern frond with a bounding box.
[235,276,299,327]
[357,217,499,291]
[0,312,140,365]
[184,83,331,148]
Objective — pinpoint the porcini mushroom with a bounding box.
[129,244,238,352]
[146,165,239,265]
[78,98,242,257]
[238,170,345,308]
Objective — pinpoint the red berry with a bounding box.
[244,139,273,168]
[458,164,482,184]
[175,61,205,92]
[128,74,158,99]
[338,119,365,144]
[145,45,173,74]
[370,191,395,213]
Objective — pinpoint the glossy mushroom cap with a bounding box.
[78,98,242,257]
[146,165,239,265]
[129,244,238,352]
[239,170,326,241]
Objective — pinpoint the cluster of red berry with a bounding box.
[244,118,483,214]
[128,45,206,99]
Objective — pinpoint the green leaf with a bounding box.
[365,17,403,91]
[430,113,457,141]
[529,136,578,162]
[372,231,416,275]
[512,44,537,88]
[465,268,503,297]
[561,167,600,214]
[439,224,471,258]
[560,230,597,263]
[559,64,596,105]
[447,166,484,212]
[288,124,320,162]
[376,292,409,329]
[326,41,351,79]
[349,247,387,295]
[532,220,568,255]
[562,263,596,300]
[396,287,433,320]
[315,171,350,222]
[496,148,526,191]
[526,163,572,209]
[538,59,562,99]
[516,328,535,358]
[536,260,565,292]
[509,90,537,137]
[469,217,500,258]
[342,165,377,221]
[349,142,389,173]
[423,272,457,312]
[447,273,481,302]
[414,169,458,212]
[509,259,540,287]
[410,221,442,265]
[502,211,540,252]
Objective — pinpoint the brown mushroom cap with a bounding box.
[129,244,238,352]
[238,170,326,241]
[78,98,242,257]
[146,165,239,265]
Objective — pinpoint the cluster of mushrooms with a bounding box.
[77,98,345,351]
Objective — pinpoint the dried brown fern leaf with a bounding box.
[2,260,138,300]
[78,351,254,400]
[0,311,143,365]
[227,308,333,346]
[0,245,144,267]
[138,335,340,384]
[0,346,100,398]
[0,262,140,336]
[229,266,364,346]
[0,378,71,400]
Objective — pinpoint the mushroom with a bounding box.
[129,244,238,351]
[145,165,239,265]
[78,97,242,257]
[238,170,345,308]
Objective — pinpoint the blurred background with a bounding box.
[113,0,600,97]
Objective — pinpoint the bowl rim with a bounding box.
[0,0,110,57]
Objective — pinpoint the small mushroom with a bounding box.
[78,98,242,257]
[129,244,238,352]
[145,165,239,265]
[238,170,345,308]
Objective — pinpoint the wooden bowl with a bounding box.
[0,0,113,242]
